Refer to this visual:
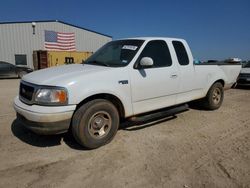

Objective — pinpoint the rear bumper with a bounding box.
[13,97,76,134]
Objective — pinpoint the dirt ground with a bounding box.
[0,79,249,188]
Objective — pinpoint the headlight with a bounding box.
[34,88,68,105]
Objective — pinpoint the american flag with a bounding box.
[44,30,76,51]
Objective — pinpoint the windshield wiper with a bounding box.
[85,60,110,67]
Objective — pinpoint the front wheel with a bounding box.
[72,99,119,149]
[203,82,224,110]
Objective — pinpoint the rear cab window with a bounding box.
[172,41,189,65]
[136,40,172,68]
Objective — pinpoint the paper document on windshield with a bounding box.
[122,45,138,50]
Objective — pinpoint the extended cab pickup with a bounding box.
[14,37,241,149]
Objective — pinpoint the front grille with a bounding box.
[19,82,35,103]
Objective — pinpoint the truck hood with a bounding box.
[22,64,111,86]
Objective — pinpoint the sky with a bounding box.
[0,0,250,61]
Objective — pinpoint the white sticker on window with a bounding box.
[122,45,138,51]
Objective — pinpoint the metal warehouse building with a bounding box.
[0,20,112,69]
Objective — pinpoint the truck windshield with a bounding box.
[84,40,144,67]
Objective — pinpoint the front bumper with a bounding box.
[14,97,76,134]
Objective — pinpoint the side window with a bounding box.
[139,40,172,68]
[15,54,27,66]
[172,41,189,65]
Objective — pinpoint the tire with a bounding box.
[203,82,224,110]
[18,71,27,78]
[72,99,119,149]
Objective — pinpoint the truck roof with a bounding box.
[116,37,186,42]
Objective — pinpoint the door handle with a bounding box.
[170,74,178,78]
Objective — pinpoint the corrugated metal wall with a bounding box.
[0,21,112,68]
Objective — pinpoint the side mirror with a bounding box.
[139,57,154,68]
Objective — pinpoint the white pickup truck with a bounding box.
[14,37,241,149]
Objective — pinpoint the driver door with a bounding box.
[130,40,180,115]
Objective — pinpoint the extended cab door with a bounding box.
[130,40,180,115]
[171,40,199,104]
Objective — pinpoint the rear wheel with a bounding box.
[72,99,119,149]
[203,82,224,110]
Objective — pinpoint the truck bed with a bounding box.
[195,62,241,89]
[196,62,241,66]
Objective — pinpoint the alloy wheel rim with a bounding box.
[88,111,112,139]
[212,88,221,105]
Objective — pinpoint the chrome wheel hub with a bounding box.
[212,88,221,105]
[88,111,112,139]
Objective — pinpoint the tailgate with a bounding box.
[217,64,242,84]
